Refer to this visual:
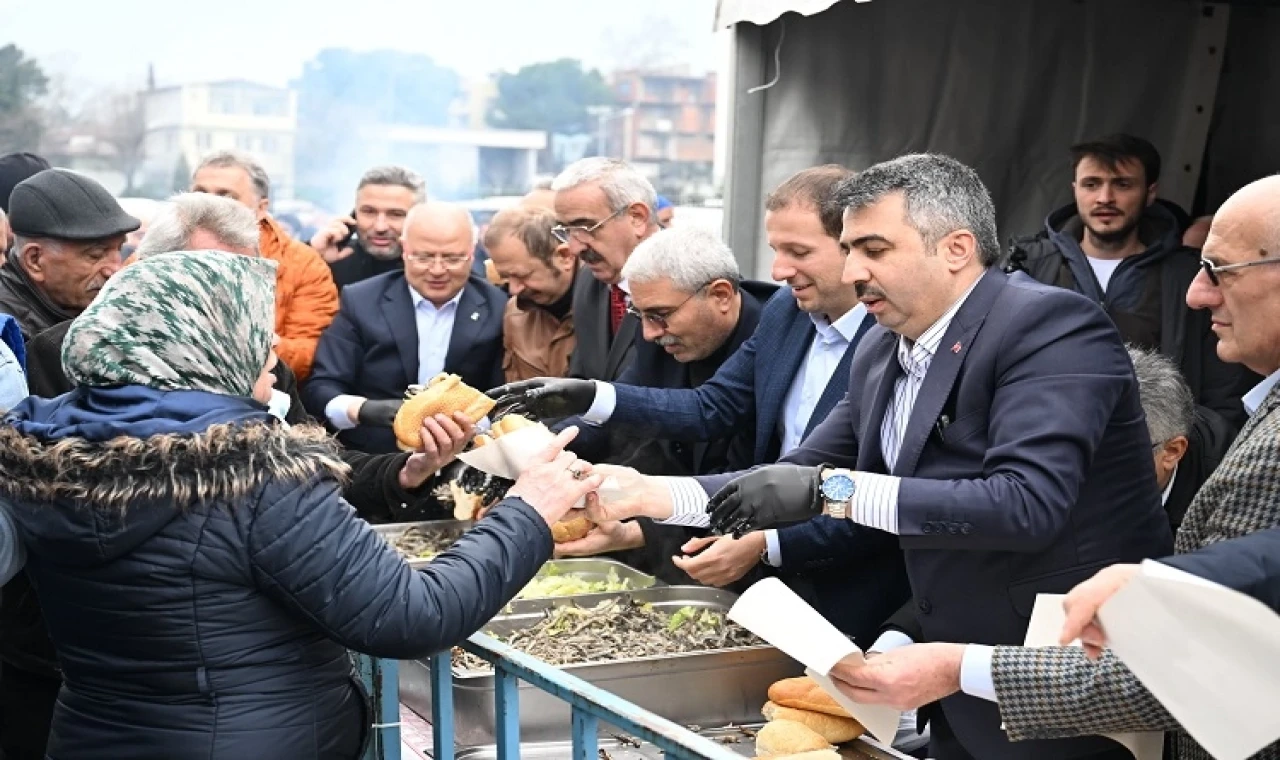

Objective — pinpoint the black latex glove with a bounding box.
[706,464,823,537]
[357,399,403,427]
[486,377,598,420]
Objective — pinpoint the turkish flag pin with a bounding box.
[951,341,962,354]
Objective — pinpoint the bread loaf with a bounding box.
[761,701,864,744]
[394,373,495,450]
[754,719,834,757]
[768,677,853,718]
[550,515,593,543]
[750,751,841,760]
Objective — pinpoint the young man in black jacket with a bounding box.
[1003,134,1253,436]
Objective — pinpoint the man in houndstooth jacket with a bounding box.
[832,175,1280,760]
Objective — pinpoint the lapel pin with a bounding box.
[470,312,479,321]
[951,341,962,354]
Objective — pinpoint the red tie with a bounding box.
[609,284,627,335]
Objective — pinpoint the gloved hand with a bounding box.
[486,377,598,420]
[706,464,823,537]
[356,399,403,427]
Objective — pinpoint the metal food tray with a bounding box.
[448,724,915,760]
[373,520,472,568]
[399,586,802,746]
[508,559,659,608]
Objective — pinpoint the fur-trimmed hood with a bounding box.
[0,386,350,566]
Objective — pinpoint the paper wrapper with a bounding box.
[456,423,623,507]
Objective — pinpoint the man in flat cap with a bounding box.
[0,168,139,339]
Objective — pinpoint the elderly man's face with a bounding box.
[1187,207,1280,376]
[402,214,473,307]
[629,276,734,363]
[22,235,127,312]
[192,166,269,220]
[554,183,648,286]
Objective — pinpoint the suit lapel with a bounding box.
[604,313,638,379]
[444,282,485,375]
[857,329,901,473]
[760,311,818,443]
[892,271,1004,476]
[382,277,420,385]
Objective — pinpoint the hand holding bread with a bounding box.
[394,373,496,451]
[507,427,604,532]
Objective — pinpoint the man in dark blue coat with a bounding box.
[695,155,1172,760]
[490,166,906,641]
[304,202,506,454]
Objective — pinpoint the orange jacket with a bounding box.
[257,216,338,380]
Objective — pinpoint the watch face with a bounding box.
[822,474,855,501]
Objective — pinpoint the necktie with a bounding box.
[609,284,627,335]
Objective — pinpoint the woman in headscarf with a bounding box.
[0,250,601,759]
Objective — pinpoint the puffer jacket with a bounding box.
[0,385,553,760]
[258,216,340,380]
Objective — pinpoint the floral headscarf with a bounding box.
[61,250,277,398]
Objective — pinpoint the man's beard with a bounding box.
[1085,215,1141,246]
[359,233,402,261]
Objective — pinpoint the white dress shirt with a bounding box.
[324,285,465,430]
[956,365,1280,704]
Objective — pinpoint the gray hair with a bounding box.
[832,153,1001,267]
[195,150,271,200]
[135,193,260,259]
[1128,345,1194,446]
[552,157,657,216]
[622,226,741,292]
[357,165,427,202]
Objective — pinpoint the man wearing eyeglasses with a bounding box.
[304,202,507,454]
[912,174,1280,760]
[1004,133,1253,438]
[565,226,777,479]
[549,157,661,382]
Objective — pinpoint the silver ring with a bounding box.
[569,466,587,481]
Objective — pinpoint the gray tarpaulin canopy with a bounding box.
[718,0,1280,279]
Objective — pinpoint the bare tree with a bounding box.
[88,92,148,195]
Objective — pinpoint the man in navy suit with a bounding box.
[692,154,1172,760]
[490,166,908,641]
[304,202,506,454]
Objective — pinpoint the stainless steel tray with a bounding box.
[510,558,659,605]
[400,587,801,746]
[449,724,916,759]
[373,520,472,568]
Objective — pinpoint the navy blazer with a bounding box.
[1163,528,1280,614]
[303,272,506,453]
[703,270,1174,759]
[609,286,873,462]
[607,288,905,643]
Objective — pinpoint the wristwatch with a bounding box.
[820,468,856,519]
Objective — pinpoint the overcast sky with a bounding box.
[2,0,722,91]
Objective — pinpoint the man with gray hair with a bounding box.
[554,225,777,479]
[191,150,338,380]
[311,165,427,288]
[1128,345,1232,530]
[555,154,1169,760]
[551,157,661,381]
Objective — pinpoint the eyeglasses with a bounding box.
[406,252,470,270]
[551,208,625,245]
[1199,255,1280,286]
[626,283,709,329]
